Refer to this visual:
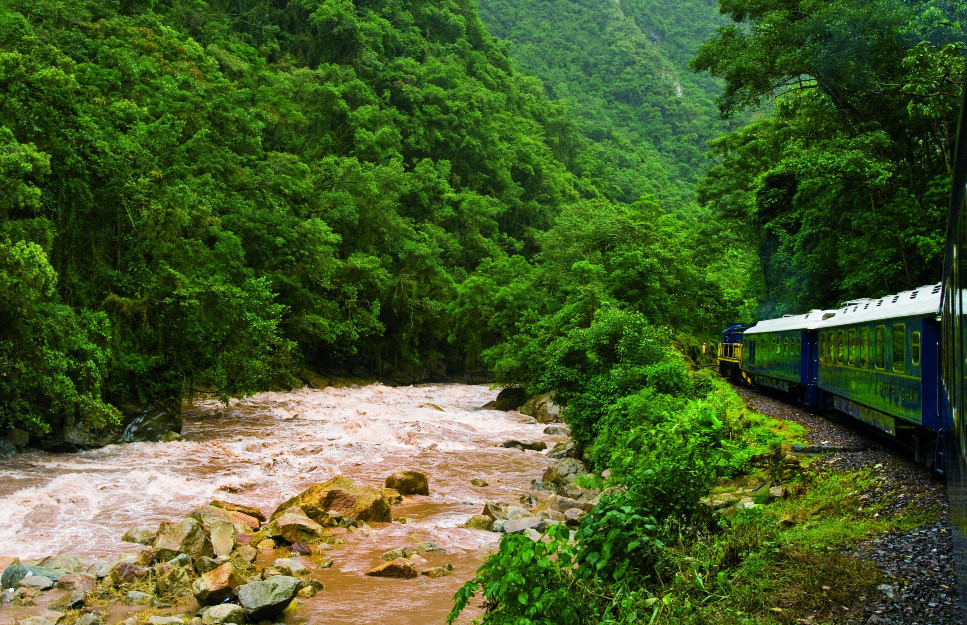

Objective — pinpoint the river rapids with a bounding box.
[0,383,561,624]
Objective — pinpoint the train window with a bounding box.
[784,337,788,355]
[775,337,780,354]
[848,329,856,365]
[837,330,845,364]
[797,338,801,355]
[874,325,885,369]
[860,327,870,367]
[912,331,921,367]
[892,324,906,373]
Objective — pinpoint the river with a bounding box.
[0,383,561,624]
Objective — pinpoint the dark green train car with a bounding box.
[741,310,829,396]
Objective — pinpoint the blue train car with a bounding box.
[739,309,830,401]
[814,286,943,465]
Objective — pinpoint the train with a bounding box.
[719,80,967,612]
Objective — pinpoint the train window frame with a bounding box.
[797,338,801,355]
[912,331,921,367]
[848,328,857,365]
[820,333,825,362]
[784,337,789,355]
[837,330,845,364]
[892,324,906,373]
[874,325,886,369]
[860,327,870,368]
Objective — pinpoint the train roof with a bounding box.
[743,309,834,335]
[816,283,942,328]
[744,284,942,336]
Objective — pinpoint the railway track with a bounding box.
[727,378,961,624]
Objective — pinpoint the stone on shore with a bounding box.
[123,590,152,605]
[365,557,417,579]
[18,576,54,590]
[272,476,392,525]
[543,426,568,436]
[147,617,185,625]
[264,507,325,543]
[209,521,237,557]
[500,440,547,452]
[384,470,429,496]
[110,562,150,586]
[55,573,97,593]
[153,517,214,562]
[75,614,104,625]
[502,517,543,535]
[420,564,454,579]
[380,488,402,505]
[210,500,265,523]
[272,558,309,577]
[154,563,194,597]
[192,563,243,606]
[50,589,86,611]
[37,557,82,573]
[122,527,158,546]
[460,515,493,531]
[482,502,506,521]
[201,603,246,625]
[494,387,528,411]
[542,458,588,486]
[236,576,299,621]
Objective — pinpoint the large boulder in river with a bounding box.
[264,507,326,543]
[153,517,214,561]
[119,402,182,443]
[520,393,561,423]
[192,563,243,605]
[543,458,588,486]
[237,575,299,621]
[495,387,528,411]
[384,471,429,496]
[364,558,417,579]
[272,476,392,524]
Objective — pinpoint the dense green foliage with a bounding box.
[694,0,966,314]
[476,0,739,207]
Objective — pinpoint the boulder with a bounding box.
[188,505,251,534]
[502,517,543,535]
[380,488,402,505]
[236,576,299,622]
[234,545,257,564]
[384,471,429,496]
[272,558,308,577]
[364,558,417,579]
[534,397,562,424]
[460,515,493,531]
[420,564,454,579]
[15,616,60,625]
[547,441,576,460]
[0,440,17,455]
[18,576,54,590]
[6,428,29,448]
[37,557,82,573]
[209,522,236,557]
[154,563,193,597]
[380,547,412,561]
[564,508,584,526]
[210,500,266,523]
[119,402,182,443]
[153,518,214,562]
[500,440,547,452]
[194,557,220,575]
[159,431,183,443]
[481,502,506,521]
[75,614,104,625]
[123,590,152,605]
[192,563,243,606]
[55,573,97,593]
[272,476,392,525]
[51,589,86,611]
[494,387,528,411]
[264,508,325,543]
[122,527,158,546]
[546,495,584,513]
[201,604,246,625]
[110,562,149,586]
[543,426,568,436]
[147,617,185,625]
[543,458,588,486]
[470,478,488,487]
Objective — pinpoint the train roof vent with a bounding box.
[822,312,836,320]
[891,295,900,303]
[782,314,793,318]
[876,300,883,306]
[863,303,870,309]
[933,284,942,294]
[910,290,918,299]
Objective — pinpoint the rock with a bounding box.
[547,441,577,459]
[75,614,104,625]
[155,563,193,597]
[380,488,402,505]
[236,576,299,621]
[167,553,192,568]
[543,425,568,436]
[120,548,154,567]
[194,557,220,575]
[209,522,237,557]
[502,517,543,535]
[557,483,587,500]
[481,401,497,409]
[0,556,21,576]
[50,589,87,610]
[564,508,584,526]
[148,617,185,625]
[380,548,412,561]
[461,515,493,531]
[256,538,277,551]
[365,558,418,579]
[0,440,17,455]
[159,431,183,442]
[153,517,215,562]
[534,397,562,424]
[18,575,53,590]
[504,506,530,519]
[234,545,257,564]
[192,563,243,606]
[289,542,312,556]
[1,563,28,588]
[769,486,787,500]
[264,508,326,543]
[122,527,158,546]
[55,573,97,593]
[86,562,114,579]
[16,616,60,625]
[297,586,316,598]
[421,565,454,579]
[6,428,29,447]
[385,471,430,496]
[495,387,528,411]
[500,440,547,452]
[119,402,182,443]
[546,495,584,513]
[272,558,308,577]
[210,500,266,523]
[37,557,82,573]
[601,469,612,480]
[481,502,506,521]
[543,458,588,486]
[188,505,248,533]
[201,603,246,625]
[419,403,444,411]
[272,476,392,525]
[539,509,567,523]
[470,478,488,487]
[123,590,152,605]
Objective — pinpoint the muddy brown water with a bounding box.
[0,384,562,624]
